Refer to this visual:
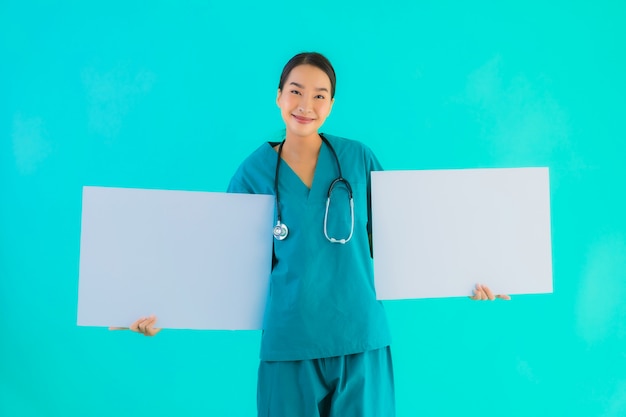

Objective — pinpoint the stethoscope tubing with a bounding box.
[273,134,354,243]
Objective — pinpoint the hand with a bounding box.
[469,284,511,301]
[109,315,162,336]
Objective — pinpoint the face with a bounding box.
[276,64,334,139]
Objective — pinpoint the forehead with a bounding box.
[285,64,331,88]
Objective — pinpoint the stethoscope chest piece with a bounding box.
[273,221,288,240]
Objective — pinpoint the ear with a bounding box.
[276,89,282,107]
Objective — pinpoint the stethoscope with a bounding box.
[273,134,354,244]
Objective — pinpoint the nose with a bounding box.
[298,95,313,113]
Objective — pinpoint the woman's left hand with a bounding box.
[469,284,511,301]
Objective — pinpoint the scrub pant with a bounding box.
[257,347,395,417]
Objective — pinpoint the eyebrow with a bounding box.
[289,82,329,92]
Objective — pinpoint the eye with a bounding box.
[290,90,301,95]
[315,94,326,99]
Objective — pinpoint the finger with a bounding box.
[472,284,481,300]
[142,317,156,335]
[470,287,484,300]
[474,285,487,300]
[482,285,496,301]
[130,317,146,333]
[496,294,512,301]
[145,327,162,336]
[142,316,157,328]
[143,316,161,337]
[469,288,479,300]
[137,319,150,334]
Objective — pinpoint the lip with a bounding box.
[292,114,315,124]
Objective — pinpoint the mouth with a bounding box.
[292,114,315,124]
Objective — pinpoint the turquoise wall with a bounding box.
[2,1,625,416]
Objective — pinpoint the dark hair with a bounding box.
[278,52,336,98]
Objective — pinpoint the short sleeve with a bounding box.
[366,146,384,236]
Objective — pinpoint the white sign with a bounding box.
[77,186,274,330]
[372,168,553,299]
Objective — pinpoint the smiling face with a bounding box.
[277,64,334,141]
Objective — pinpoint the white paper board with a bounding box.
[77,186,274,330]
[372,168,552,299]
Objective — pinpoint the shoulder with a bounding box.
[238,141,276,167]
[228,142,277,194]
[322,133,370,152]
[322,133,383,171]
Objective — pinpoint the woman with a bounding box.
[123,52,509,417]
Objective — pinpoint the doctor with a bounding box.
[118,52,510,417]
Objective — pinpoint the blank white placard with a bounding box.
[77,186,274,330]
[372,168,553,299]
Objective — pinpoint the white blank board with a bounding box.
[372,168,553,299]
[77,186,274,330]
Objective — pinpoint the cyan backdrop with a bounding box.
[1,1,625,416]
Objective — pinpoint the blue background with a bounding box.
[1,1,625,416]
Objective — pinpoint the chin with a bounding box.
[288,124,320,138]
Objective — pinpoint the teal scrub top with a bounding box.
[228,134,391,361]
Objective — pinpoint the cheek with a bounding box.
[277,98,289,113]
[316,102,332,117]
[279,101,296,122]
[280,93,297,106]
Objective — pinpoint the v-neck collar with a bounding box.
[267,140,332,202]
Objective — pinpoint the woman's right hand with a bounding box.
[109,315,162,336]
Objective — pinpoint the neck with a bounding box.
[282,132,323,161]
